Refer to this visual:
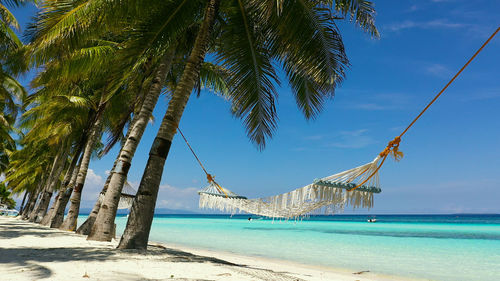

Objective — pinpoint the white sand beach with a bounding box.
[0,216,413,281]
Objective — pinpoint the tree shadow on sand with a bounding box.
[0,218,303,281]
[0,220,72,239]
[0,247,116,279]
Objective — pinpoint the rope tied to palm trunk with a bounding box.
[178,128,229,197]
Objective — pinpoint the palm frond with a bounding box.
[217,0,280,149]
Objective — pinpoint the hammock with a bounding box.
[198,156,382,218]
[190,28,497,219]
[98,181,136,209]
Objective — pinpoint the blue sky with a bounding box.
[10,0,500,214]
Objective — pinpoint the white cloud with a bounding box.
[327,129,376,149]
[86,169,104,185]
[375,179,500,214]
[298,129,377,150]
[349,103,393,111]
[384,19,466,32]
[303,135,324,141]
[341,93,414,111]
[408,5,418,12]
[80,169,105,207]
[459,91,500,102]
[157,184,200,211]
[77,171,201,212]
[425,63,454,78]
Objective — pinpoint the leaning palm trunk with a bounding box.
[22,188,41,219]
[42,152,76,226]
[88,52,174,242]
[17,191,29,216]
[21,191,37,218]
[28,189,50,222]
[30,150,66,222]
[118,0,220,249]
[81,60,156,237]
[40,193,58,225]
[60,110,104,231]
[75,184,106,235]
[36,147,69,223]
[45,137,85,227]
[20,192,35,218]
[50,172,77,229]
[28,175,52,222]
[31,190,53,223]
[76,157,117,235]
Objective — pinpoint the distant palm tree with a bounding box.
[0,182,16,209]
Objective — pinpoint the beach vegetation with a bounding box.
[0,182,16,209]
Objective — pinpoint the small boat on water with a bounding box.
[367,216,377,222]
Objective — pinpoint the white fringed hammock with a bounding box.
[198,155,383,219]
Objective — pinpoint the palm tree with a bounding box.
[0,182,15,209]
[117,0,221,249]
[74,0,218,240]
[1,0,28,177]
[118,0,378,249]
[21,0,168,227]
[21,0,187,230]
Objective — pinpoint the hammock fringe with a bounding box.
[198,156,382,219]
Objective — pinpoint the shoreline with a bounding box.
[154,241,422,281]
[0,216,418,280]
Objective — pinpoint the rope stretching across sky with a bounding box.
[348,27,500,192]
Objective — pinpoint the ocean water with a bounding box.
[78,214,500,281]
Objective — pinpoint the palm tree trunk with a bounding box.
[49,167,78,229]
[22,188,41,220]
[40,147,71,225]
[18,191,29,216]
[88,51,175,242]
[78,59,156,236]
[46,138,85,228]
[35,147,69,223]
[40,193,58,225]
[28,176,51,222]
[30,190,53,222]
[60,107,104,231]
[76,158,117,235]
[19,191,35,218]
[118,0,220,249]
[29,150,64,222]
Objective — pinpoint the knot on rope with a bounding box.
[380,136,403,161]
[206,173,214,183]
[206,173,229,198]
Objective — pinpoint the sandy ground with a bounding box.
[0,216,412,281]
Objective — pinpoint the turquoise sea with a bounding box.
[78,214,500,281]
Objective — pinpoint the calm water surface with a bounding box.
[78,214,500,281]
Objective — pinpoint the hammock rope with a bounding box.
[178,128,229,198]
[182,27,499,218]
[348,26,500,192]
